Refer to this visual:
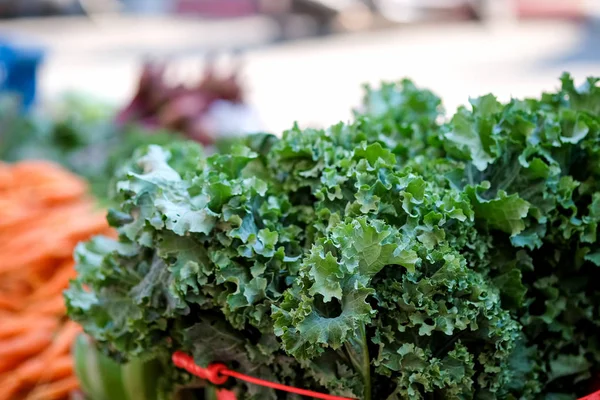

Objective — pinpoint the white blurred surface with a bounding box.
[1,15,599,133]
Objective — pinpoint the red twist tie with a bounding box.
[206,363,229,385]
[172,351,355,400]
[174,351,600,400]
[172,352,229,384]
[580,391,600,400]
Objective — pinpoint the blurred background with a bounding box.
[0,0,599,135]
[2,4,600,400]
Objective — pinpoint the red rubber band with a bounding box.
[172,351,355,400]
[174,351,600,400]
[217,390,237,400]
[172,352,229,385]
[580,391,600,400]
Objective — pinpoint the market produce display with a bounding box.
[0,61,259,203]
[65,74,600,400]
[0,94,179,202]
[0,160,113,399]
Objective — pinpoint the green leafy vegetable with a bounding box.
[67,74,600,399]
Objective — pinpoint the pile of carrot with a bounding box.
[0,160,114,400]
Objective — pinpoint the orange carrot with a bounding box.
[27,376,80,400]
[0,332,52,372]
[43,321,82,360]
[0,317,58,339]
[0,160,116,399]
[0,375,22,400]
[0,295,20,311]
[29,262,76,301]
[0,355,74,398]
[27,296,67,316]
[17,354,74,384]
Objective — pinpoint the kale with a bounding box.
[67,74,600,399]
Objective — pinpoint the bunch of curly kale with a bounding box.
[66,74,600,400]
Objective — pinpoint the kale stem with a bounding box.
[204,386,218,400]
[345,324,371,400]
[360,324,372,400]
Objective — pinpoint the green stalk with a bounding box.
[204,386,219,400]
[344,323,371,400]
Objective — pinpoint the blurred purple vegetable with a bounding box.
[116,59,246,145]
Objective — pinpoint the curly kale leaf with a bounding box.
[67,75,600,400]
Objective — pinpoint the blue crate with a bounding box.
[0,38,44,111]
